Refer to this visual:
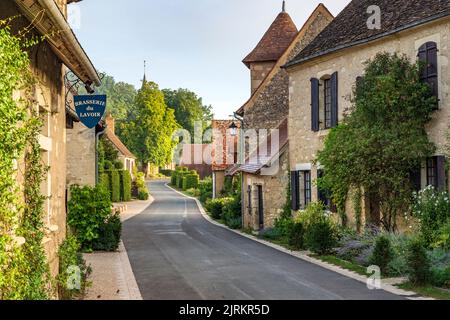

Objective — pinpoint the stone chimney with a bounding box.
[105,114,115,134]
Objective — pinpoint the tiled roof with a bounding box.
[243,11,298,68]
[228,118,288,176]
[105,130,136,159]
[286,0,450,67]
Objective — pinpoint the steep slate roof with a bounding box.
[105,130,136,159]
[286,0,450,67]
[237,3,334,116]
[242,10,298,68]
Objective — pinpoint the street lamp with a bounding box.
[229,122,238,137]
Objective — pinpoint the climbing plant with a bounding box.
[0,20,51,299]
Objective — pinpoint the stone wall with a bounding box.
[242,150,289,230]
[1,0,68,280]
[67,123,96,187]
[249,61,275,94]
[288,18,450,229]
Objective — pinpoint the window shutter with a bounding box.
[410,166,422,192]
[436,156,447,191]
[291,171,299,211]
[311,78,320,132]
[419,42,439,102]
[331,72,339,127]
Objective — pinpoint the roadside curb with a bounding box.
[117,241,143,300]
[166,183,431,300]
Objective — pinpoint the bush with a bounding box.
[186,188,200,197]
[114,160,124,170]
[297,202,338,255]
[206,198,226,220]
[99,172,110,196]
[369,235,394,275]
[57,235,91,300]
[104,170,121,202]
[223,195,242,229]
[160,169,173,177]
[406,238,431,285]
[104,160,113,170]
[182,172,199,190]
[428,248,450,288]
[176,171,186,189]
[92,213,122,252]
[433,219,450,250]
[287,221,305,250]
[120,170,132,202]
[68,185,112,251]
[138,187,149,200]
[412,186,450,247]
[199,178,213,203]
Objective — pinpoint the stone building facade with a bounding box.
[285,0,450,229]
[1,0,100,280]
[232,4,333,231]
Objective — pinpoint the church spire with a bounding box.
[142,60,147,84]
[282,0,286,12]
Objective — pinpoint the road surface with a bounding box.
[122,180,403,300]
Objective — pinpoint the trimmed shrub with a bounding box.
[171,170,178,186]
[99,172,110,195]
[138,188,149,200]
[199,178,213,203]
[206,198,226,220]
[120,170,132,202]
[104,160,113,170]
[57,235,91,300]
[176,171,186,189]
[406,238,431,285]
[67,185,112,251]
[223,195,242,229]
[369,235,394,275]
[92,213,122,252]
[182,171,199,190]
[110,170,121,202]
[160,169,173,177]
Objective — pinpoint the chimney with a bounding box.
[106,114,115,134]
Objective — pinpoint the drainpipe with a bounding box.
[95,127,107,185]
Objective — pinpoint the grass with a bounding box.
[312,255,369,277]
[397,282,450,300]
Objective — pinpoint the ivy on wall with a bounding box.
[0,20,51,299]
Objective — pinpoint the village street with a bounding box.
[122,181,403,300]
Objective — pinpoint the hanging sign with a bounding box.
[74,95,107,129]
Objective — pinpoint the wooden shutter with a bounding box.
[291,171,299,211]
[436,156,447,191]
[418,42,439,103]
[331,72,339,127]
[311,78,320,132]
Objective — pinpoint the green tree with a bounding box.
[162,88,213,139]
[120,81,179,172]
[317,53,437,232]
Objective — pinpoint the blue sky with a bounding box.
[71,0,350,119]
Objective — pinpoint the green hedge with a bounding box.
[120,170,132,202]
[99,172,110,195]
[104,170,121,202]
[182,172,199,190]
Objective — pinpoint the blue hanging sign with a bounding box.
[74,95,107,129]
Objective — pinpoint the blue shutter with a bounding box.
[331,72,339,127]
[291,171,299,211]
[311,78,320,132]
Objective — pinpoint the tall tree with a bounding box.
[162,88,213,139]
[119,81,179,172]
[316,53,437,231]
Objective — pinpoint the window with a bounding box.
[418,41,438,103]
[427,157,437,188]
[299,171,311,210]
[311,72,338,132]
[324,79,332,129]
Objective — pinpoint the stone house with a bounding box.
[104,114,137,179]
[228,3,333,231]
[0,0,100,279]
[285,0,450,228]
[211,120,240,198]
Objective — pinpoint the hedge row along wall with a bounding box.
[101,170,132,202]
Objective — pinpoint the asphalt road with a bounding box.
[122,180,403,300]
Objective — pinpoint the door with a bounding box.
[258,185,264,230]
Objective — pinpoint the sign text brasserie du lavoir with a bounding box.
[74,95,107,129]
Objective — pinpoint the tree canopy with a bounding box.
[316,52,437,231]
[162,88,213,139]
[119,81,179,168]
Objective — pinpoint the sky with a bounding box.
[71,0,351,119]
